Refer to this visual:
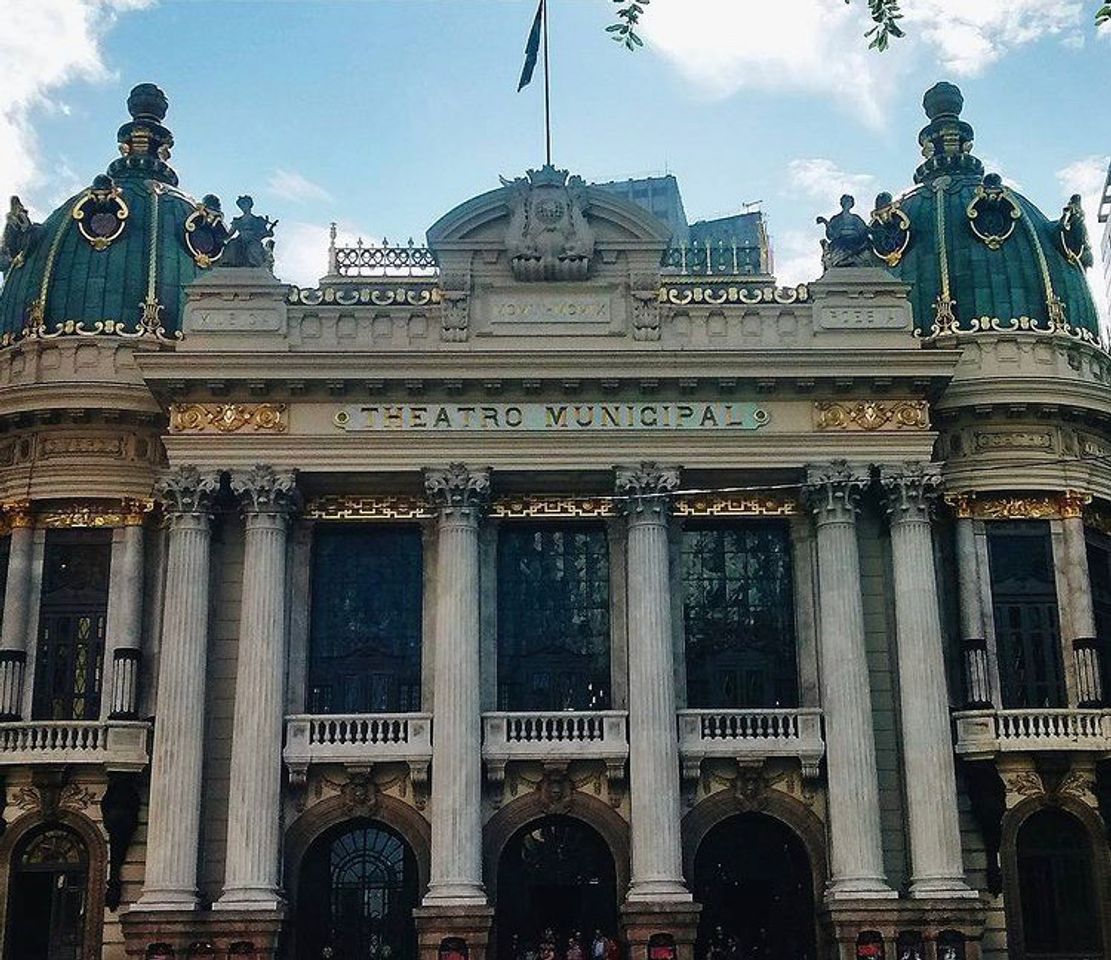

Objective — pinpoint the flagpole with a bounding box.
[542,0,552,166]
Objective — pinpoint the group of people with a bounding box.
[511,929,621,960]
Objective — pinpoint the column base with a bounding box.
[213,887,287,911]
[624,879,693,903]
[908,876,980,900]
[414,904,495,960]
[132,889,201,912]
[120,907,285,959]
[422,881,489,907]
[620,900,701,960]
[823,877,897,902]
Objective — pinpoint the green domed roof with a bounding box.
[870,82,1099,341]
[0,84,229,346]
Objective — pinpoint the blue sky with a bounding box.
[3,0,1109,298]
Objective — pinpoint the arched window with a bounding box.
[308,525,423,714]
[6,826,89,960]
[497,524,611,711]
[1016,808,1103,958]
[681,522,798,708]
[296,820,419,960]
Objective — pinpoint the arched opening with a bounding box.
[1016,808,1103,959]
[295,818,419,960]
[692,813,816,960]
[494,815,619,960]
[6,826,89,960]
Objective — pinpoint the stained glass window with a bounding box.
[497,524,610,711]
[987,523,1064,708]
[32,530,111,721]
[681,522,798,709]
[307,525,423,714]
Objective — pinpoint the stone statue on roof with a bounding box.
[1059,193,1094,268]
[816,194,874,269]
[221,195,278,270]
[1,196,39,274]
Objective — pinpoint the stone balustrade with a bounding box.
[677,708,825,780]
[0,720,151,771]
[953,708,1111,758]
[284,713,433,784]
[481,710,629,783]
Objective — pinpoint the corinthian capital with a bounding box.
[879,462,942,523]
[423,463,491,514]
[154,465,221,517]
[230,464,301,517]
[803,460,870,524]
[615,462,681,518]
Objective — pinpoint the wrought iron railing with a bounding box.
[661,239,765,276]
[329,232,439,278]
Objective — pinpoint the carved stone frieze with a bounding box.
[440,291,470,342]
[631,291,661,341]
[229,464,300,517]
[502,165,595,282]
[972,430,1054,452]
[814,399,928,431]
[169,402,287,434]
[615,462,680,518]
[36,497,154,529]
[946,490,1091,521]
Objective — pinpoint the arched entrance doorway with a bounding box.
[296,819,420,960]
[495,815,619,960]
[1016,808,1104,958]
[6,826,89,960]
[692,813,816,960]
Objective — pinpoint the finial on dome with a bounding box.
[126,83,169,123]
[922,82,964,121]
[108,81,178,186]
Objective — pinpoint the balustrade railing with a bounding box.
[954,708,1111,757]
[661,238,765,277]
[284,713,433,783]
[677,707,825,780]
[481,711,628,782]
[0,720,150,771]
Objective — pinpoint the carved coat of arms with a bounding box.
[501,165,595,281]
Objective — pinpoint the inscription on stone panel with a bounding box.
[816,305,908,330]
[478,289,619,335]
[334,402,769,432]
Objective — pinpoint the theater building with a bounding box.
[0,79,1109,960]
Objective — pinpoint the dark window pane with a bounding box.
[681,522,798,708]
[308,526,423,714]
[1086,530,1111,701]
[32,531,110,721]
[987,523,1064,707]
[497,524,611,711]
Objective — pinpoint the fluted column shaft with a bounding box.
[954,516,992,708]
[618,464,690,902]
[139,467,219,910]
[1062,512,1103,706]
[804,463,893,901]
[106,522,145,720]
[218,466,299,910]
[424,464,489,906]
[881,465,973,899]
[0,506,34,719]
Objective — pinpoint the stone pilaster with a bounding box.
[616,463,691,903]
[217,466,300,911]
[954,515,992,709]
[423,463,490,906]
[0,502,34,720]
[1061,510,1103,707]
[880,464,974,899]
[137,466,220,911]
[803,461,893,901]
[105,516,147,720]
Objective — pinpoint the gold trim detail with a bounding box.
[967,180,1022,250]
[71,183,129,251]
[946,491,1091,521]
[814,400,928,432]
[659,284,808,306]
[1,499,34,529]
[491,496,616,519]
[304,496,433,521]
[170,403,288,434]
[868,198,911,267]
[674,495,797,518]
[35,498,154,529]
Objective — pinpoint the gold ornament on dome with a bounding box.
[945,491,1091,521]
[868,194,912,267]
[966,175,1022,250]
[71,178,129,251]
[814,399,929,432]
[169,402,287,434]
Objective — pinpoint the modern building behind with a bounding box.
[0,80,1108,960]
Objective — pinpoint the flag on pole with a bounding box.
[518,0,545,91]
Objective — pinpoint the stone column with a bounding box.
[803,462,893,900]
[217,466,300,910]
[0,502,34,720]
[105,508,149,720]
[616,463,691,903]
[422,463,490,906]
[137,466,220,911]
[1061,505,1103,707]
[954,513,993,709]
[880,464,973,899]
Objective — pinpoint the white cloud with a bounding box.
[266,168,334,206]
[770,227,822,287]
[0,0,152,215]
[273,221,375,288]
[640,0,1090,121]
[787,159,875,210]
[1055,155,1111,328]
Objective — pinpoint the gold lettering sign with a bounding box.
[333,402,769,432]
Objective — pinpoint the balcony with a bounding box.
[283,713,433,784]
[677,708,825,781]
[953,708,1111,759]
[481,711,628,783]
[0,720,151,772]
